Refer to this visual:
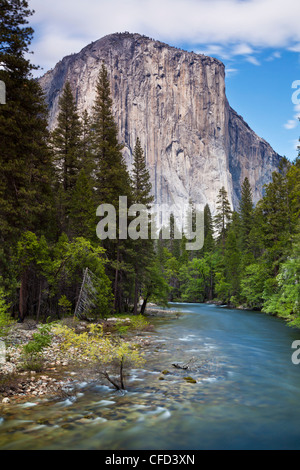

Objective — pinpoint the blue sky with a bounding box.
[29,0,300,161]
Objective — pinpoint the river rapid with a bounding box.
[1,303,300,450]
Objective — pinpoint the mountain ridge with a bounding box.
[39,32,281,212]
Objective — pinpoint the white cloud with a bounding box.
[245,56,261,66]
[284,119,298,130]
[288,44,300,53]
[232,44,255,56]
[29,0,300,73]
[195,45,231,60]
[266,51,281,61]
[284,87,300,130]
[225,67,239,77]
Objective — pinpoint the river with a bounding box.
[1,303,300,450]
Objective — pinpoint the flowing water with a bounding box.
[1,303,300,450]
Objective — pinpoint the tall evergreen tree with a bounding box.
[0,0,53,239]
[92,63,133,312]
[0,1,54,319]
[80,109,94,177]
[92,63,132,208]
[131,138,154,314]
[214,187,232,247]
[258,158,293,274]
[203,204,215,253]
[239,177,254,252]
[51,82,81,192]
[50,82,82,236]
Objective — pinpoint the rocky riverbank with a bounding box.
[0,309,180,404]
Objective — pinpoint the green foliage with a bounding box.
[53,323,145,390]
[58,295,72,317]
[239,177,254,252]
[130,137,155,314]
[263,233,300,323]
[1,3,300,331]
[22,325,52,355]
[0,285,14,337]
[214,187,232,245]
[241,263,269,310]
[179,258,210,303]
[20,355,45,373]
[0,1,54,245]
[21,324,52,372]
[129,314,150,331]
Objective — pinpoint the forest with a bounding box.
[0,0,300,332]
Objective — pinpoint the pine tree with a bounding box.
[92,63,133,312]
[131,138,154,314]
[224,213,242,303]
[69,169,95,239]
[214,187,232,247]
[0,1,54,320]
[51,82,82,236]
[51,82,81,191]
[259,158,293,275]
[132,138,153,206]
[92,63,132,208]
[203,204,215,253]
[80,109,94,177]
[239,177,254,251]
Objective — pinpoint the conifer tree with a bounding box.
[0,1,54,320]
[131,138,154,314]
[203,204,215,253]
[69,169,95,239]
[92,63,133,312]
[51,82,82,236]
[80,109,94,177]
[51,82,81,191]
[0,0,53,240]
[214,187,232,246]
[239,177,254,251]
[92,63,132,208]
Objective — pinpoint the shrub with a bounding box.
[0,286,15,337]
[21,325,52,372]
[53,323,145,390]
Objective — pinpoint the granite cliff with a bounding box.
[39,32,281,212]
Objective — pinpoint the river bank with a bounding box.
[1,303,300,450]
[0,308,180,404]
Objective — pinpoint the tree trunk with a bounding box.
[140,297,149,316]
[120,356,125,390]
[113,244,120,313]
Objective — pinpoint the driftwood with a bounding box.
[172,363,189,370]
[172,358,196,371]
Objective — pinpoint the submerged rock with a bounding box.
[183,377,197,384]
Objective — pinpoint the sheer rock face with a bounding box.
[39,32,281,211]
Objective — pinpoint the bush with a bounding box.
[21,325,52,372]
[53,323,145,390]
[130,315,150,331]
[22,325,52,355]
[0,286,15,337]
[20,355,45,373]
